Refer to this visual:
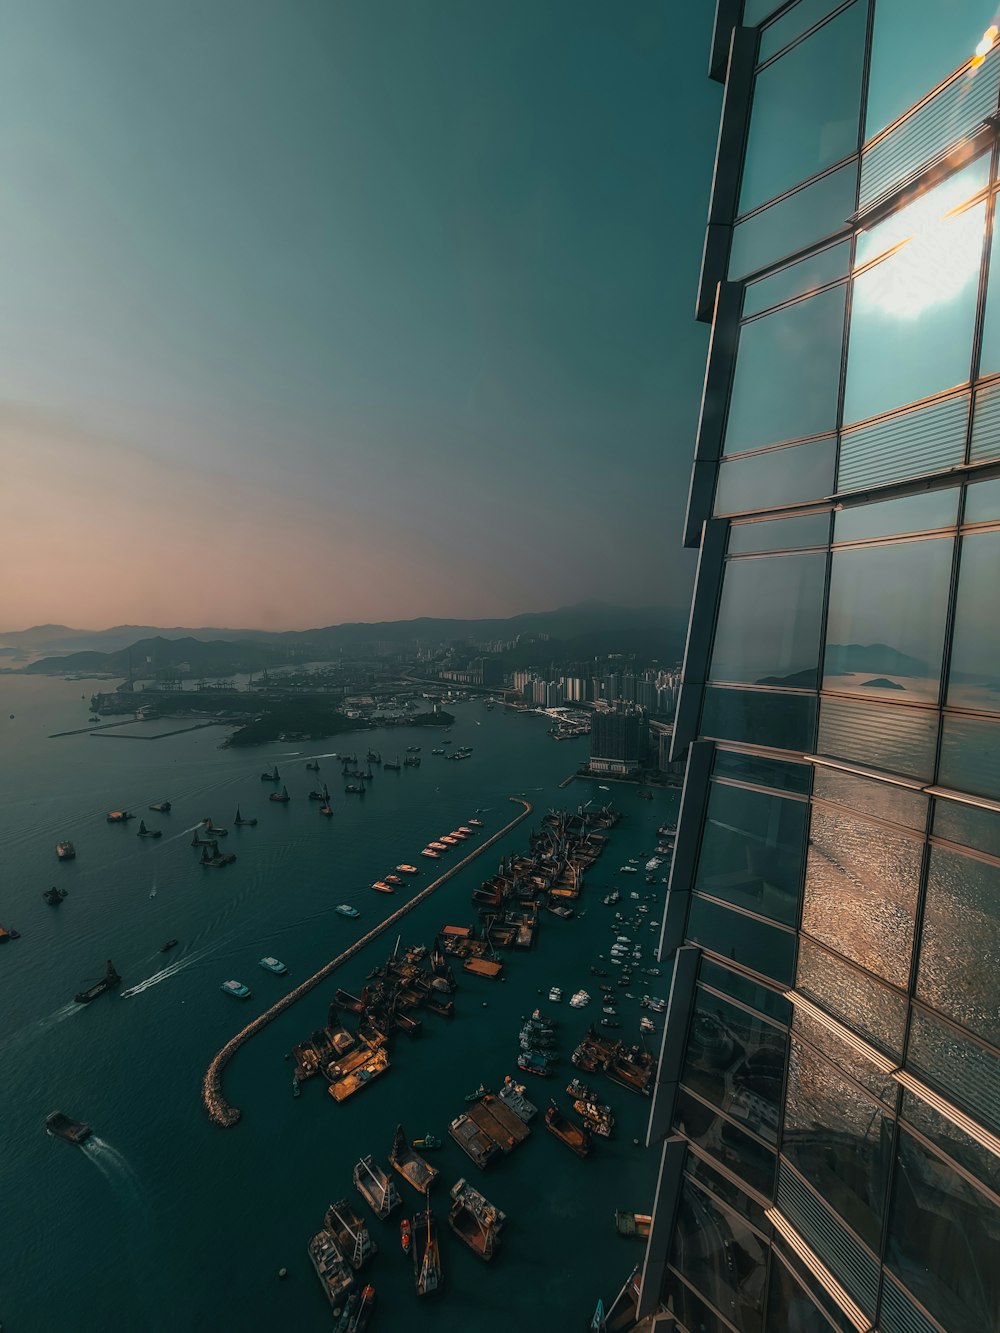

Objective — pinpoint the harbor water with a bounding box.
[0,676,677,1332]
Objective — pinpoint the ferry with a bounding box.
[45,1112,92,1145]
[396,865,419,875]
[220,979,252,999]
[55,840,76,860]
[336,904,360,918]
[259,957,288,975]
[371,882,394,894]
[421,849,440,859]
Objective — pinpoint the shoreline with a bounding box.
[201,795,533,1127]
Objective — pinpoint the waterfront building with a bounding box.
[632,6,1000,1333]
[589,704,646,777]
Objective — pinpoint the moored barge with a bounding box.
[411,1205,442,1296]
[308,1228,355,1308]
[544,1104,592,1158]
[448,1178,506,1261]
[326,1200,378,1269]
[389,1125,439,1194]
[353,1156,401,1218]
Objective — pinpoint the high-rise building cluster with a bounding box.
[631,6,1000,1333]
[511,667,679,714]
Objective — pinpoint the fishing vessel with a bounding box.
[148,800,171,813]
[261,766,280,782]
[74,960,121,1004]
[325,1200,378,1269]
[400,1217,411,1252]
[544,1104,591,1157]
[42,886,68,905]
[389,1125,439,1194]
[55,840,76,860]
[136,820,161,839]
[573,1098,615,1137]
[614,1211,652,1239]
[411,1205,442,1296]
[308,1229,355,1308]
[353,1156,401,1219]
[259,957,288,975]
[464,1083,490,1102]
[45,1112,92,1144]
[336,904,360,918]
[498,1077,538,1121]
[268,785,290,803]
[448,1178,506,1261]
[234,807,257,826]
[105,810,134,823]
[412,1133,441,1150]
[516,1050,551,1078]
[220,979,252,999]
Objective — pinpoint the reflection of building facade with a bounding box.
[630,9,1000,1333]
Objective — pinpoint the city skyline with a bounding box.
[1,0,719,631]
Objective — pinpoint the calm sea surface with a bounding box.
[0,676,676,1332]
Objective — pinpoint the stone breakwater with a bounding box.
[201,796,533,1127]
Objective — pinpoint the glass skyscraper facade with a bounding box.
[634,5,1000,1332]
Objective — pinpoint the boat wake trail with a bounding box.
[0,1001,82,1057]
[120,941,218,997]
[82,1138,145,1207]
[163,823,202,847]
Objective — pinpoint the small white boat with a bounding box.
[620,866,638,874]
[548,986,563,1003]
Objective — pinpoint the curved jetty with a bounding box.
[202,797,532,1126]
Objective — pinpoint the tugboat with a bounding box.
[464,1083,490,1103]
[45,1111,92,1144]
[74,960,121,1004]
[234,807,258,827]
[43,886,68,906]
[412,1133,442,1150]
[412,1202,442,1297]
[400,1217,411,1253]
[136,820,162,839]
[544,1103,591,1157]
[220,979,252,999]
[259,956,288,975]
[269,785,291,803]
[261,766,280,782]
[148,800,171,813]
[55,840,76,861]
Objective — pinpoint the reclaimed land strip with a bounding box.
[90,722,225,740]
[201,795,533,1128]
[49,719,144,738]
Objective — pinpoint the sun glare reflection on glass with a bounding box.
[860,202,984,321]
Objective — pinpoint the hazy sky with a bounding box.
[0,1,719,631]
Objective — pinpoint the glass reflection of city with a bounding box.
[636,6,1000,1333]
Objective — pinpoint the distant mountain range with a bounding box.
[9,602,685,677]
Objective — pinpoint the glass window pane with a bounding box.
[793,1005,897,1103]
[688,895,797,985]
[843,199,985,425]
[796,936,907,1057]
[726,287,846,454]
[887,1128,1000,1333]
[901,1089,1000,1197]
[855,158,990,268]
[715,437,837,515]
[671,1177,768,1333]
[700,956,793,1023]
[939,713,1000,800]
[783,1037,893,1248]
[813,766,928,831]
[866,0,992,138]
[740,3,866,214]
[759,0,845,64]
[918,846,1000,1045]
[681,988,786,1143]
[728,511,830,554]
[767,1253,845,1333]
[712,749,813,795]
[817,694,939,781]
[701,686,817,753]
[710,552,826,687]
[947,531,1000,712]
[802,807,922,986]
[742,241,850,318]
[978,218,1000,375]
[824,537,953,702]
[907,1008,1000,1137]
[729,163,858,280]
[685,1152,772,1231]
[662,1271,731,1333]
[695,782,808,925]
[673,1087,777,1197]
[964,476,1000,525]
[933,797,1000,859]
[834,488,960,545]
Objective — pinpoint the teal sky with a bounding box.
[0,0,719,630]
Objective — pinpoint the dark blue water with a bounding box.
[0,676,675,1331]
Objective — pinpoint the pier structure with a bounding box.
[201,796,533,1127]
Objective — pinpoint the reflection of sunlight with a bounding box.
[855,158,988,266]
[861,204,983,319]
[971,24,998,69]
